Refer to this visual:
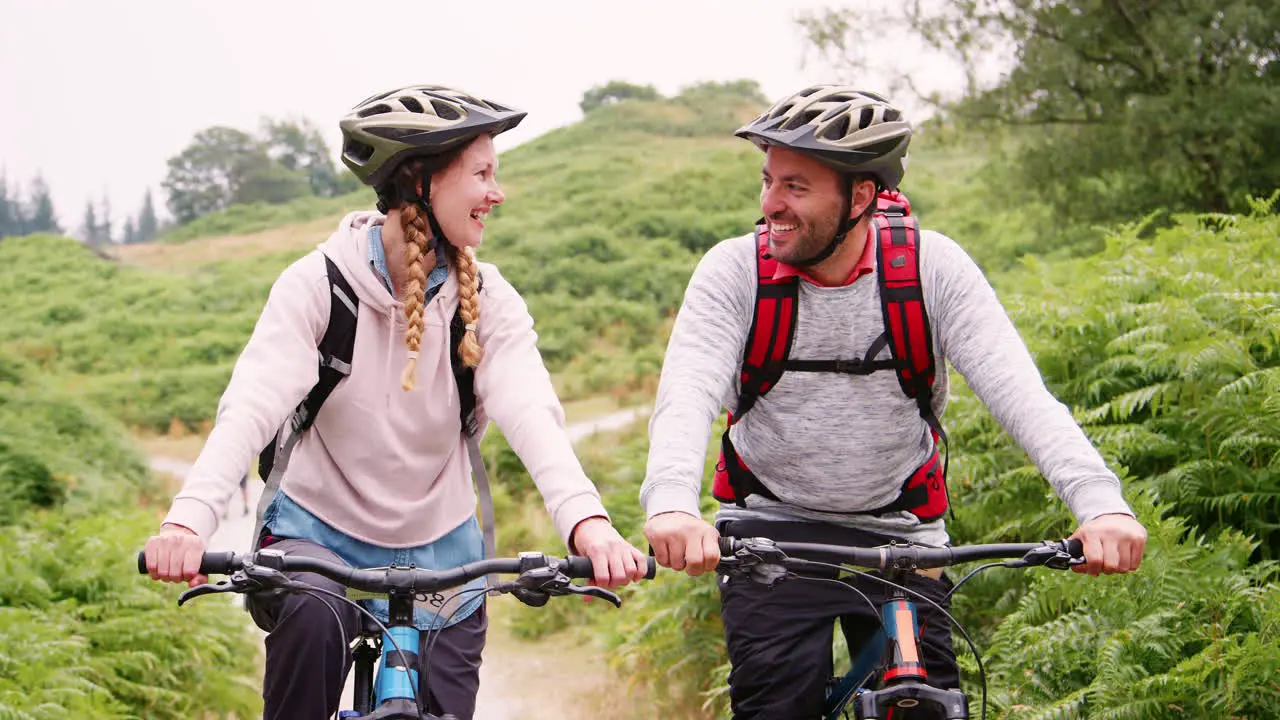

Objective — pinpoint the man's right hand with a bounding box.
[644,511,722,576]
[143,524,208,587]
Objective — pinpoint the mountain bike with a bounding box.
[137,548,655,719]
[716,535,1084,719]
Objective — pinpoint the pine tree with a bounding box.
[136,189,158,242]
[81,201,101,246]
[27,175,59,234]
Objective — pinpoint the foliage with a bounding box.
[580,80,662,114]
[262,116,341,197]
[162,125,311,225]
[0,235,268,430]
[0,355,260,718]
[800,0,1280,225]
[0,173,60,239]
[158,191,366,243]
[982,504,1280,719]
[984,199,1280,557]
[0,513,262,719]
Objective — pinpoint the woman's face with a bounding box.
[430,134,504,249]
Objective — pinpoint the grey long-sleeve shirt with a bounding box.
[640,228,1133,546]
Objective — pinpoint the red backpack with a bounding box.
[711,191,951,522]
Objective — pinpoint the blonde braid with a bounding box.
[454,245,483,368]
[399,203,432,390]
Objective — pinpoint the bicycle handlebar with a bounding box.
[137,549,657,594]
[718,536,1084,572]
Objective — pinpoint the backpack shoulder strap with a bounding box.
[296,255,359,433]
[874,211,944,441]
[253,253,360,550]
[734,223,800,422]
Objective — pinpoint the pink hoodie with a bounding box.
[163,211,609,548]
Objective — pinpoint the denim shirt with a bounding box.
[264,224,484,630]
[368,223,449,303]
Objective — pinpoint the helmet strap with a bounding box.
[374,168,445,254]
[417,166,445,254]
[795,175,858,268]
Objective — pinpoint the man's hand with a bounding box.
[569,517,648,591]
[1069,513,1147,576]
[644,511,721,576]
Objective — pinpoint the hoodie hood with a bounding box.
[319,210,460,323]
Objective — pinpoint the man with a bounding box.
[640,85,1147,718]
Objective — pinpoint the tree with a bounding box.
[800,1,1280,222]
[580,81,662,114]
[81,201,102,247]
[121,217,136,245]
[0,174,18,238]
[26,176,59,234]
[136,189,158,242]
[162,126,307,224]
[99,194,113,245]
[262,117,339,197]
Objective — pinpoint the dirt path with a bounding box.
[147,405,653,719]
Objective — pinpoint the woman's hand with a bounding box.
[569,516,648,591]
[143,524,209,587]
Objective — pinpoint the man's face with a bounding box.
[759,146,848,266]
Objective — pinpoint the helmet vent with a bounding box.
[821,115,851,141]
[343,139,374,163]
[785,109,823,131]
[884,108,901,122]
[357,103,393,118]
[399,97,425,113]
[431,100,461,120]
[858,108,875,130]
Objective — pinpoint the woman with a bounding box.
[143,84,648,720]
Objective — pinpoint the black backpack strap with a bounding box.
[296,255,359,433]
[253,254,359,548]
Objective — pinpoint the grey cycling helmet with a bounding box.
[340,84,526,189]
[735,85,911,189]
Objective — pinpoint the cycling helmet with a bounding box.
[735,85,910,189]
[340,84,526,189]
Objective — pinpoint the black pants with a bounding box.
[245,539,486,720]
[717,519,959,720]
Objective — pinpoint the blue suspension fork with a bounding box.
[375,623,422,703]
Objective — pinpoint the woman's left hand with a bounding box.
[569,516,649,591]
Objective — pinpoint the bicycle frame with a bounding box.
[822,573,967,719]
[342,588,436,719]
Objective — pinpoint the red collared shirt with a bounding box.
[771,226,876,287]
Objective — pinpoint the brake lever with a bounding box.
[175,563,292,606]
[1010,541,1087,570]
[178,578,247,606]
[716,537,790,588]
[560,584,622,608]
[505,565,623,608]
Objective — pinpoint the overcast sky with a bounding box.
[0,0,972,233]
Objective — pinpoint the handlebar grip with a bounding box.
[1064,538,1084,559]
[719,536,735,557]
[562,556,658,580]
[136,550,238,575]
